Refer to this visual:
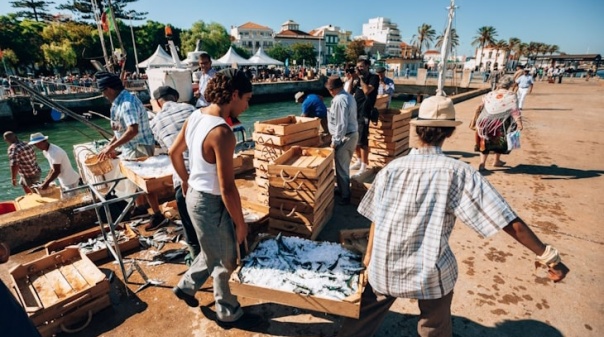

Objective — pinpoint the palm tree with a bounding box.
[411,23,436,60]
[493,39,508,69]
[527,42,540,65]
[515,43,528,65]
[508,37,521,67]
[548,44,560,66]
[435,28,460,53]
[472,26,498,71]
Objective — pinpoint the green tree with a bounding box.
[345,39,366,63]
[9,0,55,22]
[180,21,231,59]
[472,26,497,70]
[266,43,292,62]
[57,0,147,22]
[411,23,436,59]
[492,39,508,69]
[231,45,250,59]
[331,44,347,65]
[290,42,316,66]
[0,49,20,73]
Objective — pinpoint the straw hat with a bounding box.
[410,96,462,127]
[28,132,49,145]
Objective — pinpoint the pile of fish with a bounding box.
[120,155,173,178]
[238,234,364,300]
[77,229,131,254]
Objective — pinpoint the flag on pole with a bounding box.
[285,58,289,67]
[101,8,115,32]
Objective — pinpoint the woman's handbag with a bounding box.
[506,130,521,151]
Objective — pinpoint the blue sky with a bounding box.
[1,0,602,57]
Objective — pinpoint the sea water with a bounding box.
[0,99,312,201]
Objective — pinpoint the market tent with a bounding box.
[215,46,253,67]
[247,47,284,66]
[137,45,177,68]
[182,40,225,67]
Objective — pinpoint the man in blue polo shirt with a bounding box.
[295,91,328,134]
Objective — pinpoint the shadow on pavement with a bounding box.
[505,164,604,180]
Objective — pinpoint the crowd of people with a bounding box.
[2,52,570,337]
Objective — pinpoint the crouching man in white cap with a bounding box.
[29,132,81,199]
[336,95,569,337]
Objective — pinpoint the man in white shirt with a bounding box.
[192,52,217,108]
[29,132,81,198]
[515,69,534,110]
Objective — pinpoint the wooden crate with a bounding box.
[268,175,335,205]
[254,115,320,136]
[268,200,334,240]
[339,228,370,255]
[119,157,173,194]
[45,223,139,263]
[268,168,333,192]
[369,144,409,157]
[10,247,110,337]
[253,129,319,146]
[254,136,321,162]
[367,129,409,143]
[377,109,413,122]
[369,126,409,138]
[368,148,411,167]
[268,147,334,180]
[368,137,409,151]
[375,95,390,110]
[369,117,410,130]
[229,235,363,318]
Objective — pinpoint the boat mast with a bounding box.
[436,0,456,96]
[106,0,127,77]
[90,0,111,70]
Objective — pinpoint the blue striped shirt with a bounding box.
[110,89,155,152]
[358,146,517,299]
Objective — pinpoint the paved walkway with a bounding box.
[1,77,603,337]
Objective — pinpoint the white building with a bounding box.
[361,17,402,57]
[474,45,510,71]
[230,22,275,55]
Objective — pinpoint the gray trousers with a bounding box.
[334,132,358,199]
[177,189,243,322]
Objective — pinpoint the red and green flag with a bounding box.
[100,8,115,32]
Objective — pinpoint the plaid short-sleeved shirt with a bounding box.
[358,146,517,299]
[110,90,155,152]
[8,141,41,178]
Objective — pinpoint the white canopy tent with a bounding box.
[182,41,225,68]
[137,45,177,69]
[215,46,253,67]
[247,47,284,66]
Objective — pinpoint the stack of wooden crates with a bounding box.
[368,109,412,168]
[252,116,321,206]
[267,147,335,240]
[350,109,413,206]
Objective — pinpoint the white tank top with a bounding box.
[185,112,228,195]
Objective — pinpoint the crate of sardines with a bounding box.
[229,234,365,318]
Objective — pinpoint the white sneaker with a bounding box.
[350,161,362,170]
[353,166,367,178]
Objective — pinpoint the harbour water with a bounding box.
[0,99,310,201]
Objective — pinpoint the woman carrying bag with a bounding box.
[470,75,523,171]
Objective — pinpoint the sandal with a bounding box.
[492,160,506,167]
[478,164,486,172]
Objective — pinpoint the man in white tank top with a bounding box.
[169,69,264,329]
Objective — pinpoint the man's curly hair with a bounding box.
[205,69,252,106]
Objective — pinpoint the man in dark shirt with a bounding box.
[350,58,379,176]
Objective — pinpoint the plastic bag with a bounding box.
[506,130,521,151]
